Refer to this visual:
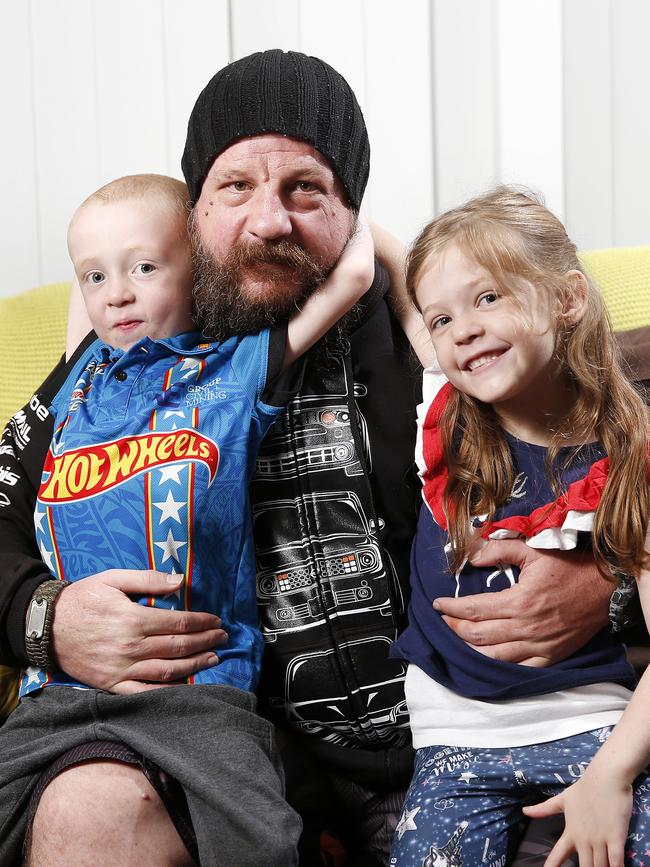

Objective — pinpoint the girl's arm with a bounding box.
[283,218,374,368]
[369,220,435,369]
[523,524,650,867]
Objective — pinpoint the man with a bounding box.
[0,50,616,866]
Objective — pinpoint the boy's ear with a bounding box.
[561,270,589,325]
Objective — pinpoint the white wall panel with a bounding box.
[612,0,650,247]
[93,0,168,182]
[0,3,40,294]
[563,0,613,250]
[364,0,434,243]
[30,0,98,288]
[162,0,231,178]
[432,0,498,214]
[496,0,565,219]
[230,0,300,58]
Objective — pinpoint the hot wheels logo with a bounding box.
[38,430,219,503]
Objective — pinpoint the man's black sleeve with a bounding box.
[0,333,96,666]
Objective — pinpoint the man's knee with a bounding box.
[26,760,193,867]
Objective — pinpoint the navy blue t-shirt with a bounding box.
[392,435,636,700]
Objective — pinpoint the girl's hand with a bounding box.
[523,771,632,867]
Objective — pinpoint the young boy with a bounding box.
[6,173,374,866]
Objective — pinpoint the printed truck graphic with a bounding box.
[255,404,363,479]
[254,490,397,636]
[277,636,408,737]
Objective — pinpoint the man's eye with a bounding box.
[296,181,316,192]
[231,181,248,192]
[478,291,498,306]
[87,271,105,285]
[135,263,156,275]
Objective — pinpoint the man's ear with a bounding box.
[561,269,590,325]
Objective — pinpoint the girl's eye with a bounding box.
[87,271,105,285]
[478,292,498,306]
[135,263,156,275]
[431,315,451,330]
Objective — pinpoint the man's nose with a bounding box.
[245,189,292,241]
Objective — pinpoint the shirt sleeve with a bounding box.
[0,332,96,666]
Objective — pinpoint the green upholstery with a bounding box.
[0,282,71,427]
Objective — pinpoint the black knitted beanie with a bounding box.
[181,49,370,209]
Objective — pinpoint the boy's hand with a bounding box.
[51,570,226,693]
[523,770,632,867]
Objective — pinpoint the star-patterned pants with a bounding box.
[390,729,650,867]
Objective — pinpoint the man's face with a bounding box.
[191,134,355,339]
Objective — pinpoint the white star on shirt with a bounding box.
[163,410,185,420]
[153,490,185,524]
[164,567,183,602]
[158,464,184,485]
[24,666,44,686]
[154,529,187,564]
[395,806,420,840]
[39,540,55,572]
[34,507,47,533]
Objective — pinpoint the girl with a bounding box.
[389,186,650,867]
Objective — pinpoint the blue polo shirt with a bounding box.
[22,330,285,698]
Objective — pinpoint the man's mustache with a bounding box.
[220,240,326,281]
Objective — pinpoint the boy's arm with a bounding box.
[283,218,374,369]
[522,524,650,867]
[370,220,435,369]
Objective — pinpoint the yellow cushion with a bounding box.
[580,246,650,332]
[0,282,71,427]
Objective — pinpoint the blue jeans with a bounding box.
[390,729,650,866]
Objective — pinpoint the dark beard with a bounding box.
[189,214,330,342]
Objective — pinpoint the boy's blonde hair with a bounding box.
[408,186,649,577]
[69,173,190,239]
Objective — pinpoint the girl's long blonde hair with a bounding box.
[407,186,649,577]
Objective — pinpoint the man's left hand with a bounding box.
[433,539,611,667]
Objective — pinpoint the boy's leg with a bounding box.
[390,744,526,867]
[95,685,302,867]
[25,760,194,867]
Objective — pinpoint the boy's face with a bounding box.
[68,197,194,350]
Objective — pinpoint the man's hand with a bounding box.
[51,570,227,693]
[433,539,611,666]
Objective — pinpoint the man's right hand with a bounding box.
[50,570,226,693]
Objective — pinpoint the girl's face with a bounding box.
[415,243,569,441]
